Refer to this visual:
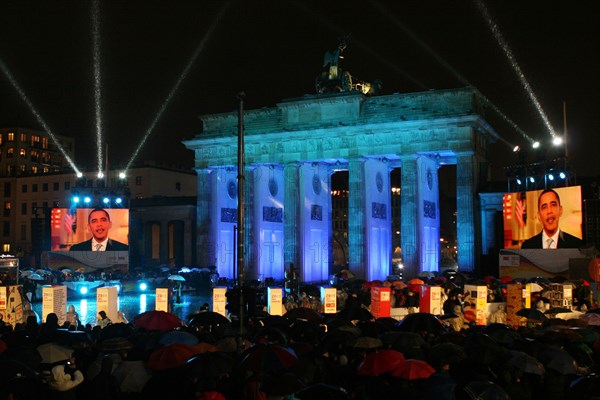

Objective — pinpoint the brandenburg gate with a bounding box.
[184,87,495,282]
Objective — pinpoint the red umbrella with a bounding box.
[146,343,199,371]
[356,349,405,376]
[391,359,435,380]
[238,343,298,374]
[408,278,425,285]
[499,276,513,284]
[133,310,182,331]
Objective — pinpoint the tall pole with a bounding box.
[236,91,246,348]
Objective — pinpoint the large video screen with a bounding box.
[502,186,583,249]
[50,208,129,252]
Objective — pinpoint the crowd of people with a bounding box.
[1,271,599,400]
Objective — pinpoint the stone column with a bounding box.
[456,152,476,272]
[400,155,419,279]
[195,168,214,268]
[284,163,299,270]
[348,158,366,279]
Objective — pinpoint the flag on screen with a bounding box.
[515,194,526,228]
[64,211,74,235]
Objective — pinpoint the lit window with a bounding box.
[31,166,38,174]
[42,137,49,149]
[19,148,26,156]
[30,135,40,146]
[7,148,14,158]
[7,132,14,141]
[20,132,27,142]
[3,244,10,252]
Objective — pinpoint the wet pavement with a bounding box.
[31,289,212,326]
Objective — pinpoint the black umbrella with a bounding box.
[516,308,547,322]
[184,351,235,379]
[295,383,348,400]
[461,381,510,400]
[336,306,374,322]
[396,312,444,335]
[99,323,135,340]
[283,307,324,323]
[187,312,231,328]
[298,284,321,298]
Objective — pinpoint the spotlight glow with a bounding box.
[548,174,554,181]
[559,172,566,179]
[77,172,83,178]
[529,177,535,183]
[73,196,80,204]
[84,196,92,204]
[119,172,126,179]
[513,145,520,152]
[532,141,540,149]
[516,178,522,185]
[553,136,563,146]
[102,197,110,204]
[79,286,88,295]
[115,198,122,204]
[98,172,104,179]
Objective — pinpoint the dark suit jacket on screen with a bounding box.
[520,230,583,249]
[69,238,129,251]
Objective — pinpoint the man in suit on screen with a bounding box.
[70,207,128,251]
[521,189,583,249]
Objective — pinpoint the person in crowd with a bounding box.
[96,311,112,329]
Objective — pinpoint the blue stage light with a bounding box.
[516,178,522,185]
[79,286,88,295]
[548,174,554,181]
[103,197,110,204]
[115,198,123,204]
[529,177,535,183]
[84,196,92,204]
[73,196,80,204]
[559,172,566,179]
[138,282,148,291]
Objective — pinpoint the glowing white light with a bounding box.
[532,141,540,149]
[516,178,522,185]
[79,286,88,295]
[98,172,104,179]
[548,174,554,181]
[552,136,563,146]
[103,197,110,204]
[119,172,126,179]
[513,145,520,152]
[529,177,535,183]
[84,196,92,204]
[115,198,122,204]
[559,172,566,179]
[77,172,83,178]
[139,282,148,291]
[73,196,80,204]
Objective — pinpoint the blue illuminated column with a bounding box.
[284,163,299,270]
[298,162,331,283]
[400,155,419,278]
[252,164,285,281]
[363,157,392,281]
[348,158,366,279]
[416,156,440,273]
[195,168,216,269]
[210,167,238,279]
[456,152,476,272]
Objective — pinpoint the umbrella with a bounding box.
[238,343,298,374]
[356,349,405,376]
[298,284,321,298]
[461,381,510,400]
[351,336,383,350]
[336,306,375,322]
[295,383,348,400]
[20,269,33,277]
[146,343,200,371]
[527,282,544,292]
[36,343,73,364]
[580,313,600,326]
[133,310,182,331]
[27,273,45,281]
[187,312,231,328]
[379,331,426,358]
[284,307,324,323]
[508,350,545,375]
[357,320,391,337]
[98,337,134,353]
[499,276,513,284]
[185,351,235,379]
[167,274,186,282]
[526,276,551,285]
[408,278,425,285]
[113,360,152,393]
[159,330,199,346]
[545,307,573,315]
[537,346,577,374]
[391,359,435,380]
[483,323,521,347]
[392,281,408,290]
[99,323,135,340]
[516,308,547,322]
[396,312,444,335]
[427,343,467,369]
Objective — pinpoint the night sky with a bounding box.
[1,1,598,180]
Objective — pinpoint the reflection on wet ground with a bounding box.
[32,290,212,326]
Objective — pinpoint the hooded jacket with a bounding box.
[48,364,84,392]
